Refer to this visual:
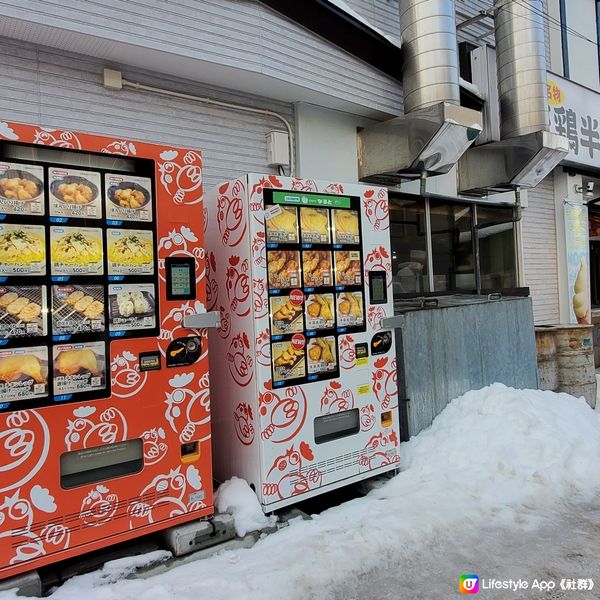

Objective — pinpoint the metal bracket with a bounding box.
[380,315,405,330]
[182,311,221,329]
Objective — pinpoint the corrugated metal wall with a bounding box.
[397,298,538,437]
[522,176,560,324]
[336,0,401,44]
[0,0,403,117]
[0,36,294,190]
[341,0,498,46]
[396,298,537,436]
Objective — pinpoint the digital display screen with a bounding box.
[171,265,192,296]
[369,271,387,305]
[166,257,196,300]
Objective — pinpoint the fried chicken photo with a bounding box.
[300,207,329,239]
[0,292,18,308]
[17,302,41,323]
[0,177,39,201]
[274,345,303,367]
[0,354,45,383]
[266,207,297,239]
[55,349,100,376]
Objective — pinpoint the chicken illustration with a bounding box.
[55,349,100,376]
[0,354,45,383]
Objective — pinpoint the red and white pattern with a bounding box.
[0,122,213,580]
[206,174,400,511]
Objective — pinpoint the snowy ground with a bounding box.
[2,384,600,600]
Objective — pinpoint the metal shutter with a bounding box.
[522,175,560,324]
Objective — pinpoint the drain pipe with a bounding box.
[513,187,524,287]
[103,70,295,176]
[422,172,436,293]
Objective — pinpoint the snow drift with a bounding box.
[2,384,599,600]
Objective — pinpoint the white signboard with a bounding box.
[548,75,600,169]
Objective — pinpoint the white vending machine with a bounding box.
[206,175,400,511]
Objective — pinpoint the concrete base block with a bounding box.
[134,532,260,580]
[161,514,236,557]
[0,570,42,597]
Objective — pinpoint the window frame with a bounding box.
[389,193,519,298]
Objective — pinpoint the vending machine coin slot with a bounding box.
[166,336,202,367]
[139,351,161,371]
[355,342,369,366]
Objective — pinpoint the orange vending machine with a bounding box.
[0,121,213,580]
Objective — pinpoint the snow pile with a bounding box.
[214,477,276,536]
[3,384,600,600]
[91,551,171,584]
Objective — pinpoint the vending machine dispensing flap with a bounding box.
[182,311,221,329]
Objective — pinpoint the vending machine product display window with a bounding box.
[264,189,366,388]
[0,141,159,410]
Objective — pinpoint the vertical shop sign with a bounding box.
[564,202,591,324]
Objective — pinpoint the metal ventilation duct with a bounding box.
[495,0,548,138]
[358,0,482,183]
[400,0,460,113]
[458,0,568,195]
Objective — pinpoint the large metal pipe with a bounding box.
[494,0,548,139]
[399,0,460,113]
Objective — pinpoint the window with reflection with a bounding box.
[429,200,475,292]
[389,193,517,296]
[476,205,516,291]
[389,197,429,294]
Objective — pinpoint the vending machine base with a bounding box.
[206,174,401,512]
